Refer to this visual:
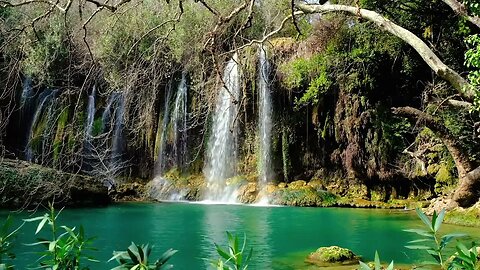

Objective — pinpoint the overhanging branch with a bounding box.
[295,2,475,101]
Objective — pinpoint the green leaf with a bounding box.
[407,239,431,244]
[441,233,466,250]
[386,261,394,270]
[23,216,46,223]
[374,251,380,270]
[403,229,434,238]
[215,243,231,261]
[35,217,48,235]
[416,208,433,231]
[405,245,432,250]
[359,261,372,270]
[433,209,445,232]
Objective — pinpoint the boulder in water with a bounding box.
[305,246,359,266]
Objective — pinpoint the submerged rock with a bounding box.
[305,246,359,266]
[0,159,109,209]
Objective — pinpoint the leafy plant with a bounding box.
[0,216,23,269]
[109,242,177,270]
[404,208,466,269]
[24,204,97,269]
[359,251,394,270]
[211,232,252,270]
[449,242,479,270]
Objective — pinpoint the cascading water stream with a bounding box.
[151,76,190,201]
[101,93,116,133]
[171,73,188,170]
[20,77,33,107]
[156,82,173,176]
[111,93,125,167]
[25,89,57,162]
[85,86,96,139]
[204,54,241,203]
[257,47,273,203]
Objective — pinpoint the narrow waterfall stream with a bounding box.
[204,54,241,203]
[156,82,173,176]
[111,93,125,166]
[151,75,189,201]
[171,73,188,171]
[257,47,273,203]
[85,86,96,139]
[25,89,56,162]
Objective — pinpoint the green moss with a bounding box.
[445,207,480,227]
[306,246,358,265]
[91,117,103,137]
[270,184,338,207]
[281,126,291,182]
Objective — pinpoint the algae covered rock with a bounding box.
[305,246,359,266]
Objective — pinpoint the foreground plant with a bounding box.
[24,204,97,269]
[0,216,23,270]
[449,242,479,270]
[405,208,468,269]
[359,251,394,270]
[211,232,252,270]
[109,242,177,270]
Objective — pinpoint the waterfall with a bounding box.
[156,82,173,176]
[85,86,96,139]
[204,54,241,202]
[20,77,33,107]
[111,93,125,166]
[151,76,190,201]
[40,98,58,164]
[257,47,273,202]
[25,89,56,162]
[171,73,188,171]
[102,93,117,133]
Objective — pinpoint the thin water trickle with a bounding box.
[25,89,57,162]
[171,73,188,171]
[20,77,33,107]
[156,82,173,176]
[204,54,241,203]
[85,86,96,139]
[257,47,273,203]
[111,93,125,165]
[152,75,189,201]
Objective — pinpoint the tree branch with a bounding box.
[441,0,480,29]
[295,2,475,101]
[392,106,474,177]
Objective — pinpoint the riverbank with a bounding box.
[1,159,478,228]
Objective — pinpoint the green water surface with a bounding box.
[2,203,480,269]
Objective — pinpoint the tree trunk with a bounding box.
[295,2,475,101]
[393,107,480,207]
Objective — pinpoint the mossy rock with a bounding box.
[305,246,359,266]
[270,185,338,207]
[287,180,307,189]
[0,159,109,209]
[445,201,480,227]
